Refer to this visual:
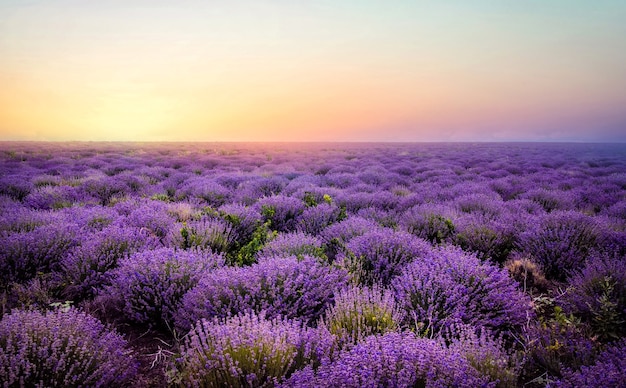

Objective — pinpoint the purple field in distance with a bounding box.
[1,142,625,387]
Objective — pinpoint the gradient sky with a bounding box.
[1,1,625,142]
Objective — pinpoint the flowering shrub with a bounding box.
[337,228,432,286]
[218,203,264,243]
[523,319,596,384]
[125,201,176,239]
[0,224,80,287]
[0,175,33,201]
[166,217,236,254]
[321,285,404,347]
[177,177,231,206]
[399,203,458,244]
[106,248,223,328]
[556,339,626,388]
[442,323,520,388]
[176,255,349,331]
[259,232,326,260]
[0,308,137,387]
[169,312,335,387]
[296,202,343,235]
[63,205,119,232]
[320,216,380,244]
[453,193,504,219]
[392,246,532,336]
[62,226,160,300]
[562,256,626,341]
[521,188,576,212]
[255,195,306,232]
[516,211,603,281]
[281,332,490,388]
[82,176,130,206]
[453,214,517,263]
[0,206,63,233]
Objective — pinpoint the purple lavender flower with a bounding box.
[296,202,342,235]
[255,195,306,233]
[177,177,231,206]
[233,177,289,205]
[259,232,326,260]
[520,188,576,213]
[166,217,236,254]
[392,246,532,336]
[23,185,84,209]
[0,308,137,387]
[337,228,432,286]
[62,226,161,300]
[218,203,264,243]
[319,216,381,245]
[442,323,520,387]
[556,339,626,388]
[561,255,626,341]
[176,255,349,331]
[169,311,335,387]
[81,176,130,206]
[523,319,596,383]
[453,193,504,219]
[1,223,80,286]
[516,211,603,281]
[106,247,224,327]
[399,203,458,244]
[321,285,405,347]
[453,213,517,263]
[124,200,177,239]
[281,331,491,388]
[0,175,33,201]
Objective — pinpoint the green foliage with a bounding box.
[427,214,455,244]
[87,216,113,230]
[150,193,171,202]
[303,192,317,207]
[323,286,403,348]
[261,205,276,219]
[337,205,348,222]
[590,277,624,341]
[229,221,276,267]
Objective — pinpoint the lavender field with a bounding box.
[1,142,625,387]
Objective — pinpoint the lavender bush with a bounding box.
[0,308,137,387]
[321,285,404,347]
[561,255,626,341]
[400,203,458,244]
[176,255,349,331]
[259,232,326,260]
[556,339,626,388]
[169,312,335,387]
[281,332,491,388]
[166,216,236,254]
[62,226,160,300]
[392,246,532,336]
[106,248,224,328]
[255,195,306,232]
[0,223,80,287]
[337,228,432,286]
[516,211,602,281]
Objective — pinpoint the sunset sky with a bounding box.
[1,1,625,142]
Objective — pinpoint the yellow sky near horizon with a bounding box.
[1,1,625,142]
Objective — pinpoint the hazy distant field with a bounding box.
[1,142,625,387]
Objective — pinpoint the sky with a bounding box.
[1,1,625,142]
